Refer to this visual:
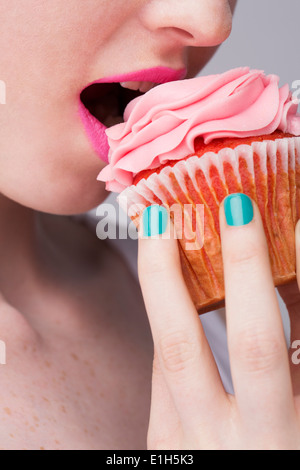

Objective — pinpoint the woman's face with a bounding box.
[0,0,234,215]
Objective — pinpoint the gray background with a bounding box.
[203,0,300,87]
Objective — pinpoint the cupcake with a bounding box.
[98,67,300,313]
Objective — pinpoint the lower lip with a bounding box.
[78,67,187,163]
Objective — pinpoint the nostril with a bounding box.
[169,26,194,41]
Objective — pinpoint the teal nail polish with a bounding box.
[224,193,254,227]
[143,205,168,237]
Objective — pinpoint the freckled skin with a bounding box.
[0,217,154,450]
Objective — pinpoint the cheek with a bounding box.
[0,103,109,215]
[0,52,109,214]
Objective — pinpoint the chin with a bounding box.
[49,188,109,216]
[3,174,109,216]
[39,181,109,216]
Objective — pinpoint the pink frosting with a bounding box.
[98,67,300,193]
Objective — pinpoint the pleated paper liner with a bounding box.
[118,134,300,314]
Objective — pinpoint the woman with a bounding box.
[1,0,299,450]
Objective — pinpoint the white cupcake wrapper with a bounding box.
[118,136,300,312]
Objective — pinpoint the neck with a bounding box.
[0,194,109,338]
[0,195,42,300]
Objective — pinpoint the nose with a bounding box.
[140,0,233,47]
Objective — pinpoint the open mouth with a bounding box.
[79,81,160,163]
[80,82,152,128]
[79,68,187,163]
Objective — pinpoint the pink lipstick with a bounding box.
[79,67,187,163]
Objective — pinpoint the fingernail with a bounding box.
[143,205,168,237]
[224,193,254,227]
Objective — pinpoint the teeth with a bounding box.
[139,82,156,93]
[120,81,141,91]
[120,81,156,94]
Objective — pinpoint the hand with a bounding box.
[138,196,300,450]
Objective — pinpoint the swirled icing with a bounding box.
[98,67,300,193]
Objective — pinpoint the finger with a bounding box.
[278,221,300,395]
[148,351,182,450]
[138,205,228,431]
[220,194,295,431]
[279,281,300,396]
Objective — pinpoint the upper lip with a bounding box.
[80,66,187,91]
